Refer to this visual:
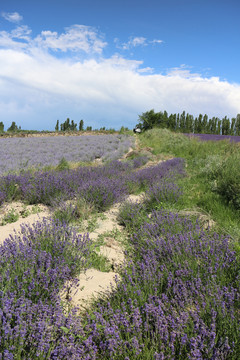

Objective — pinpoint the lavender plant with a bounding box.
[0,219,96,358]
[144,180,183,210]
[0,219,91,300]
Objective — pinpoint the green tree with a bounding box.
[230,117,236,135]
[0,121,4,132]
[235,114,240,135]
[55,120,59,132]
[222,116,230,135]
[66,118,70,131]
[7,122,18,132]
[195,114,203,133]
[185,113,194,133]
[79,119,84,131]
[209,117,218,134]
[202,114,208,133]
[217,119,222,135]
[162,110,168,128]
[70,120,77,131]
[176,114,180,131]
[168,114,176,131]
[179,111,186,132]
[137,109,158,131]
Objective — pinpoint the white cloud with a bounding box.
[0,23,239,130]
[1,11,23,23]
[166,64,202,79]
[11,25,32,40]
[151,39,163,44]
[34,25,107,53]
[125,36,147,49]
[0,24,106,54]
[0,26,32,50]
[117,36,163,50]
[138,66,154,73]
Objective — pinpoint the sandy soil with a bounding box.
[0,202,50,245]
[62,193,144,311]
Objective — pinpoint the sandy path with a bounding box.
[62,194,144,311]
[0,202,50,245]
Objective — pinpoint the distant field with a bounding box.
[0,134,134,175]
[185,133,240,142]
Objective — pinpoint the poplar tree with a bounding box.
[79,119,84,131]
[235,114,240,135]
[230,118,236,135]
[55,120,59,131]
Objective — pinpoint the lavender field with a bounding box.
[0,134,134,175]
[0,130,239,359]
[185,133,240,142]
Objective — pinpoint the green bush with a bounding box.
[117,201,148,233]
[214,155,240,210]
[56,157,70,171]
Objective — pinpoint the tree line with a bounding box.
[0,119,92,134]
[0,121,21,133]
[55,118,93,132]
[136,110,240,135]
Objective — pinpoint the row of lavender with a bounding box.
[0,157,183,209]
[185,133,240,143]
[99,208,239,359]
[0,134,134,175]
[0,158,186,359]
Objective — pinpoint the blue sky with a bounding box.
[0,0,240,130]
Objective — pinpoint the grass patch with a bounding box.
[1,207,19,225]
[139,128,240,240]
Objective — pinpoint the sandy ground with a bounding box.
[62,193,144,311]
[0,202,50,245]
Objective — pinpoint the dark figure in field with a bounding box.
[133,127,141,133]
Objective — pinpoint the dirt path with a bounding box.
[62,193,144,311]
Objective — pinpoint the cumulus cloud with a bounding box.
[0,26,32,50]
[1,11,23,23]
[34,25,107,53]
[0,24,106,54]
[0,22,239,130]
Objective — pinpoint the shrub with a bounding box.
[117,201,147,232]
[56,157,70,171]
[144,180,183,210]
[1,208,19,225]
[214,155,240,210]
[53,197,94,224]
